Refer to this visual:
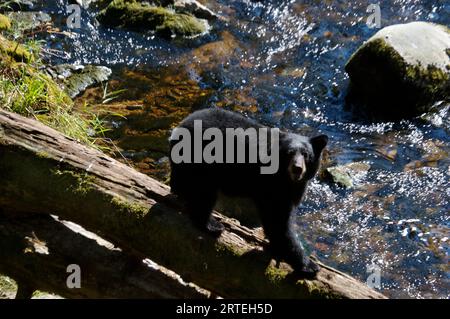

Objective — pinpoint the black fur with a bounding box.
[169,108,328,276]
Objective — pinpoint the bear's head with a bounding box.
[281,133,328,182]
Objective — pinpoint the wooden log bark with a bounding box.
[0,213,211,298]
[0,109,386,299]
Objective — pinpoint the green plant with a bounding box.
[101,82,127,104]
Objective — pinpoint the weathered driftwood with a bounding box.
[0,213,211,299]
[0,110,386,299]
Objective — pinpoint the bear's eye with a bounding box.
[300,151,310,161]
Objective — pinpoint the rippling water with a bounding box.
[34,0,449,298]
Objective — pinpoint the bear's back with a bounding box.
[169,108,280,198]
[178,108,264,131]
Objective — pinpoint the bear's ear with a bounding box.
[310,135,328,155]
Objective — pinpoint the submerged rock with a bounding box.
[47,64,112,98]
[346,22,450,119]
[403,139,448,171]
[324,162,371,189]
[0,14,11,31]
[97,0,209,38]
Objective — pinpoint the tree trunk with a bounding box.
[0,110,386,299]
[0,213,211,298]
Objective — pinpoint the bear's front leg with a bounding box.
[260,203,320,278]
[282,225,320,277]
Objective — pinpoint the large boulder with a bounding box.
[345,22,450,119]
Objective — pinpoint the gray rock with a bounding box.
[324,162,371,189]
[7,11,51,32]
[173,0,219,21]
[346,22,450,119]
[69,0,106,8]
[48,64,112,98]
[97,0,209,38]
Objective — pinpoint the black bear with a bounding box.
[169,108,328,276]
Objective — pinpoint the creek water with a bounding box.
[33,0,449,298]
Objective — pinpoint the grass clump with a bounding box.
[0,14,11,31]
[0,35,32,62]
[0,19,109,148]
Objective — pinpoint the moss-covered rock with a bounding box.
[323,162,370,189]
[97,0,209,37]
[346,22,450,119]
[0,14,11,31]
[6,11,51,33]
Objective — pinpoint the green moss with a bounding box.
[348,36,450,91]
[111,196,149,217]
[0,36,32,62]
[405,64,449,93]
[215,241,246,257]
[0,14,11,31]
[325,167,354,188]
[98,0,207,37]
[52,169,95,195]
[157,12,207,37]
[346,38,407,79]
[295,279,337,298]
[265,265,289,284]
[36,151,51,159]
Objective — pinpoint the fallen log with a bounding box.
[0,109,386,299]
[0,213,211,299]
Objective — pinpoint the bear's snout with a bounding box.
[289,155,306,181]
